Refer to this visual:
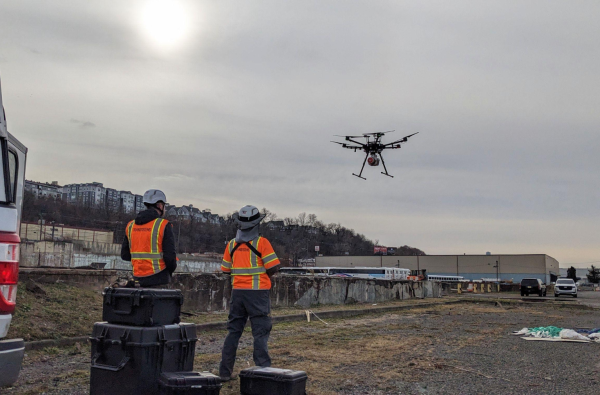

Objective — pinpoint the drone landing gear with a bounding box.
[352,152,369,180]
[380,154,394,178]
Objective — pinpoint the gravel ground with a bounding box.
[4,300,600,394]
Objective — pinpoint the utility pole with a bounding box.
[177,213,181,252]
[496,260,499,281]
[38,212,45,241]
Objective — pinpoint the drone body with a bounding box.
[331,130,418,179]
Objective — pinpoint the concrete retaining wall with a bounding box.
[20,241,222,273]
[172,274,443,312]
[19,269,443,312]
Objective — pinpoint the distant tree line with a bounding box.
[566,265,600,284]
[22,191,426,265]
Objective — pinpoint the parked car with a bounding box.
[555,278,578,298]
[520,278,546,297]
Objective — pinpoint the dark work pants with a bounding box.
[134,269,171,287]
[219,289,272,377]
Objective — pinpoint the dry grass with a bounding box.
[8,281,443,341]
[7,282,103,341]
[183,298,442,325]
[194,305,507,394]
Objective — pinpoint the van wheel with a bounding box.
[573,295,578,298]
[554,294,558,297]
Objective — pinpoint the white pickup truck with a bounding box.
[0,77,27,387]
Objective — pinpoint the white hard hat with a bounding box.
[143,189,167,205]
[233,205,266,229]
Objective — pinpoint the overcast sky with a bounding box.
[1,0,598,267]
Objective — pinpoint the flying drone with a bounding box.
[331,130,418,179]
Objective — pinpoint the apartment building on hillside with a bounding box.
[61,182,143,213]
[25,180,62,199]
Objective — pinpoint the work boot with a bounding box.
[219,373,238,382]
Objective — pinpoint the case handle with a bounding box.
[91,355,130,372]
[112,304,133,315]
[107,290,142,315]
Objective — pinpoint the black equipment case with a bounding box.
[89,322,197,395]
[102,287,183,327]
[158,372,222,395]
[239,367,308,395]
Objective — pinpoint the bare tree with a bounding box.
[297,212,307,227]
[261,207,278,222]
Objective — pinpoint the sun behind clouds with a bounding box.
[139,0,191,50]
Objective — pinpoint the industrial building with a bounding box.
[316,254,559,284]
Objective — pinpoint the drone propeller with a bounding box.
[334,134,364,138]
[384,132,419,146]
[363,130,395,136]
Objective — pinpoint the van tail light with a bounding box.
[0,240,20,315]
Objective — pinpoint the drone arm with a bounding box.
[383,132,419,146]
[346,138,366,146]
[331,141,364,150]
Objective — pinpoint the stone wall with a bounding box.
[20,241,223,272]
[18,269,443,312]
[20,241,74,267]
[171,273,443,312]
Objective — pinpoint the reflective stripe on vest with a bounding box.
[149,219,162,273]
[131,252,164,259]
[127,222,134,249]
[230,267,267,275]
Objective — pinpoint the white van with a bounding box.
[0,77,27,387]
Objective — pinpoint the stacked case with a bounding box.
[90,287,221,395]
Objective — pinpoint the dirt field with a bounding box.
[4,301,600,394]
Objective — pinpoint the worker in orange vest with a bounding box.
[121,189,177,287]
[219,205,281,381]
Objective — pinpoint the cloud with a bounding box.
[70,119,96,128]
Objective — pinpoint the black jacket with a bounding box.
[121,209,177,283]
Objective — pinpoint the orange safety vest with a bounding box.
[126,218,169,277]
[221,236,280,290]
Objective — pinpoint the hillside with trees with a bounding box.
[22,192,426,265]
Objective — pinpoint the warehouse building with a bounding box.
[315,254,559,284]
